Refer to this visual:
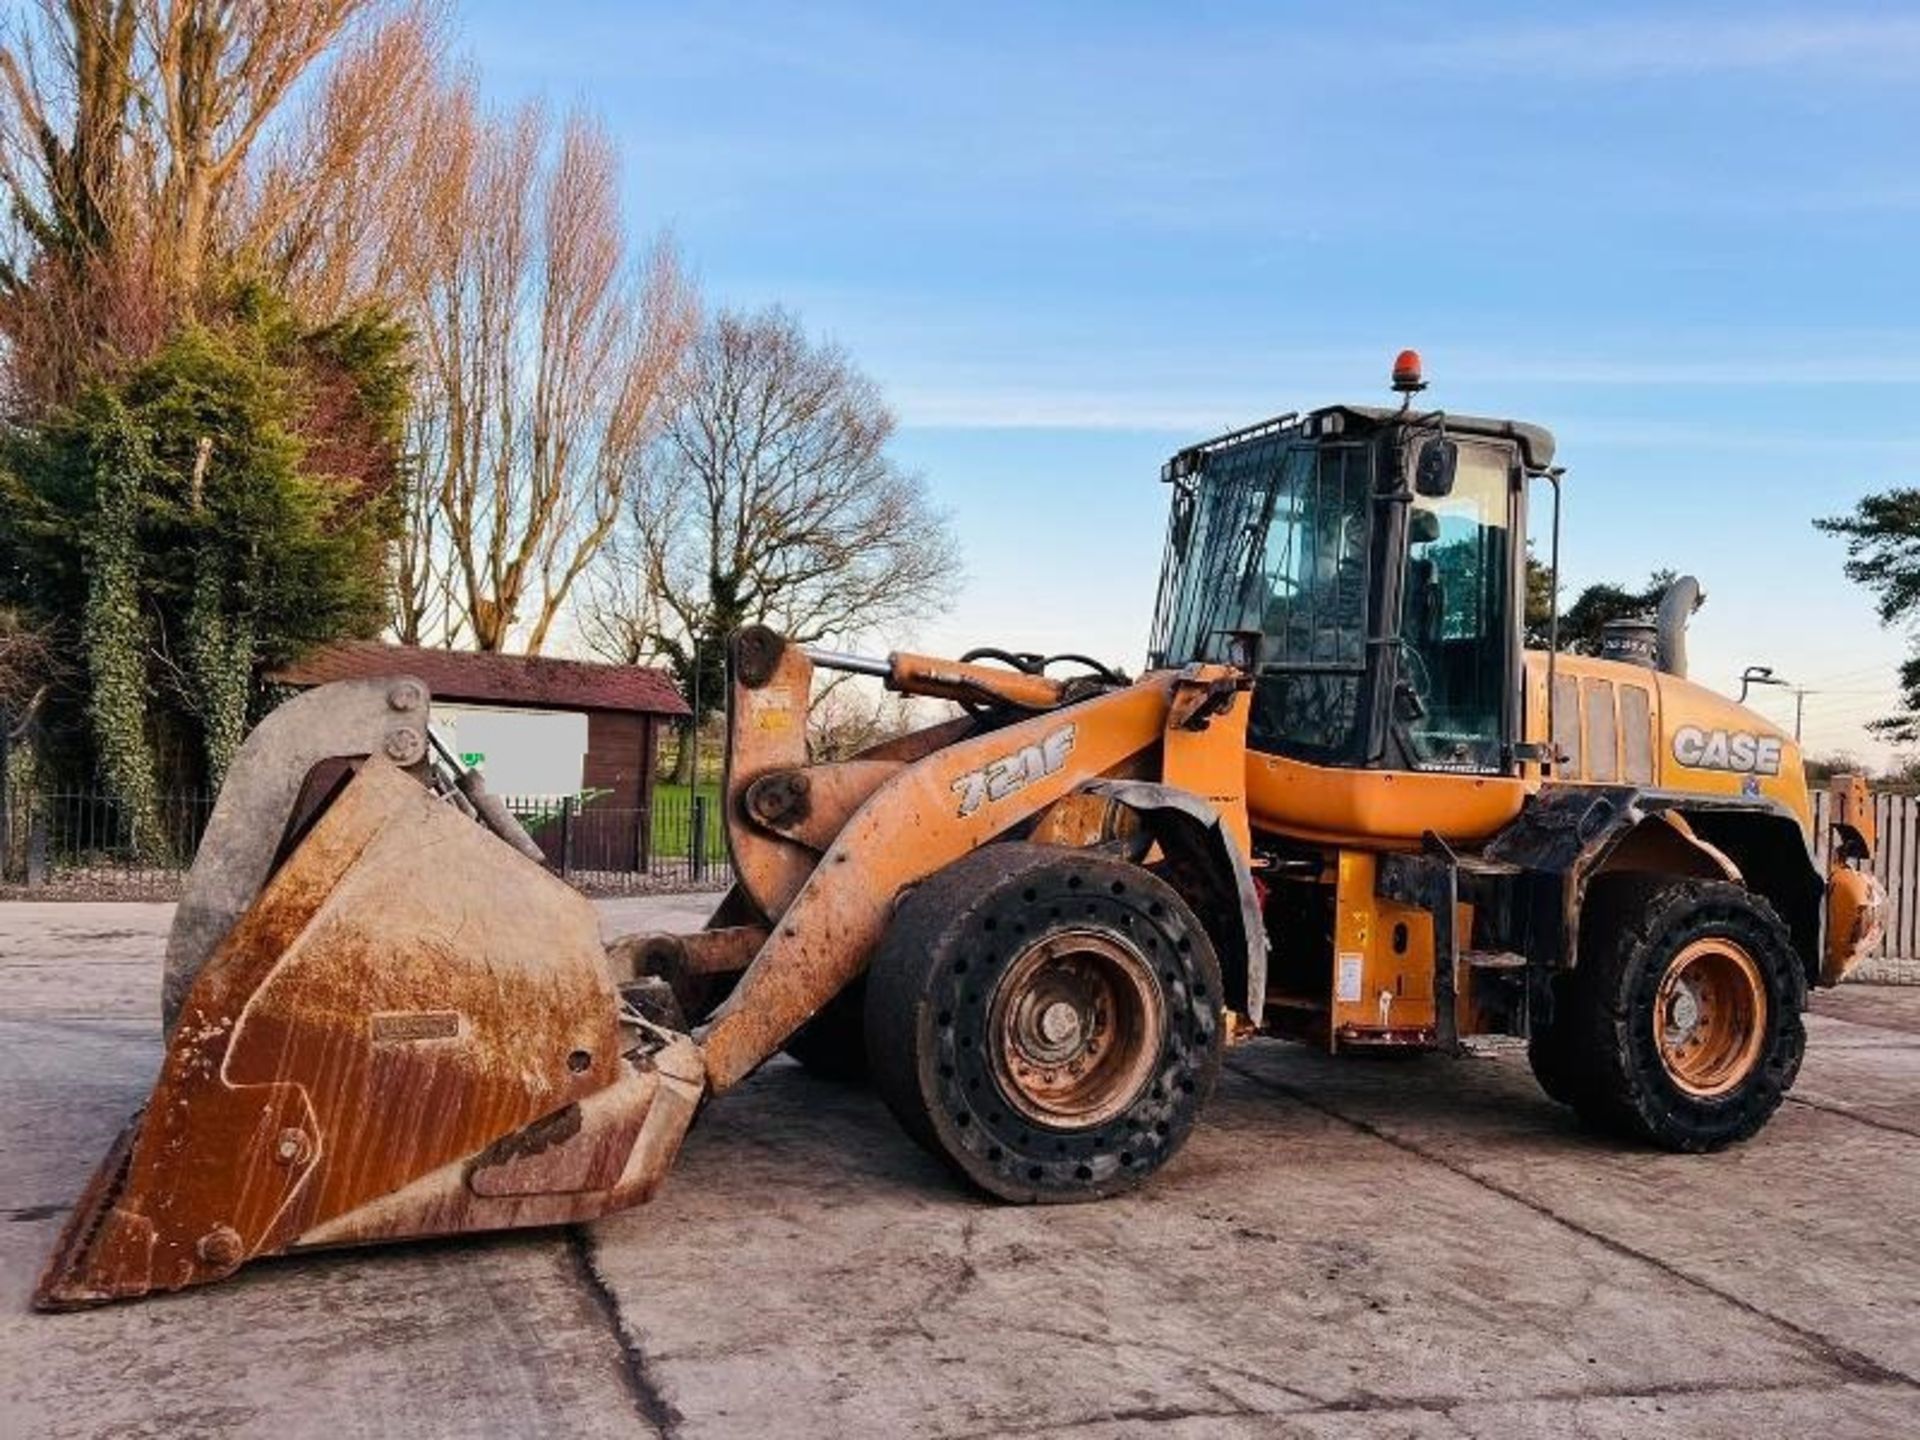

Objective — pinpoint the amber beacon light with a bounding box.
[1391,348,1426,394]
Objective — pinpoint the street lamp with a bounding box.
[1737,665,1810,743]
[1738,665,1789,704]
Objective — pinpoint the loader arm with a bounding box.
[715,625,1078,924]
[705,674,1193,1088]
[621,626,1251,1038]
[39,633,1252,1309]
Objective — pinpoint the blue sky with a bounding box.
[462,1,1920,761]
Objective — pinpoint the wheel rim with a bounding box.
[1653,937,1768,1098]
[988,928,1165,1130]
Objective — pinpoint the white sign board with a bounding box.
[429,705,589,801]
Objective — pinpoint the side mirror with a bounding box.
[1415,438,1457,497]
[1393,678,1428,722]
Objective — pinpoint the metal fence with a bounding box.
[0,783,734,898]
[1,779,1917,978]
[496,790,732,893]
[0,788,218,898]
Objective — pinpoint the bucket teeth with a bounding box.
[38,759,708,1308]
[34,1113,143,1311]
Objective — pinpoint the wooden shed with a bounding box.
[272,642,688,869]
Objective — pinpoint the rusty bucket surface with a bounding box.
[37,760,703,1309]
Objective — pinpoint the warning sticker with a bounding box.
[747,688,795,732]
[1336,952,1364,1004]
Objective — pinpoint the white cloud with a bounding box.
[886,341,1920,436]
[1411,14,1920,79]
[892,387,1256,434]
[1443,353,1920,388]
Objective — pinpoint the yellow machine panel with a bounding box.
[1325,851,1482,1049]
[1522,653,1810,827]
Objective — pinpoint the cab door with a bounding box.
[1392,440,1522,775]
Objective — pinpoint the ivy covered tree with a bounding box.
[0,289,406,803]
[0,5,422,819]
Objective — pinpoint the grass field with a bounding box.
[647,781,724,858]
[505,780,726,864]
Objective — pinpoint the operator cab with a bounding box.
[1147,361,1556,776]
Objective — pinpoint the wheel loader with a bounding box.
[36,352,1885,1310]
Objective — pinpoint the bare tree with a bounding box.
[1,0,393,281]
[409,101,695,652]
[576,520,661,664]
[806,680,939,762]
[605,306,955,712]
[234,3,456,318]
[388,448,458,645]
[0,0,430,406]
[0,1,156,406]
[0,3,138,258]
[143,0,385,294]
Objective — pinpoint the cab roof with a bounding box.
[1324,405,1556,470]
[1164,403,1557,481]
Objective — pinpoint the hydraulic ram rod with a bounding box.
[807,647,1068,710]
[806,648,892,678]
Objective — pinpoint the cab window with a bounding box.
[1399,442,1513,771]
[1244,444,1373,756]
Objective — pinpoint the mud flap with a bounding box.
[1078,779,1268,1025]
[37,761,706,1310]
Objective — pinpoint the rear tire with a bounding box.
[1548,878,1805,1151]
[865,843,1223,1202]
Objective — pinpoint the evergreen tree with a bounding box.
[1817,491,1920,742]
[0,289,407,802]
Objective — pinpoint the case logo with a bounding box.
[1672,725,1783,777]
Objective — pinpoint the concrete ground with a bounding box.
[2,900,1917,1440]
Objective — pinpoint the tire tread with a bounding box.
[1555,877,1805,1151]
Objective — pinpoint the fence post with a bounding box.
[559,795,576,881]
[636,802,653,876]
[25,798,48,889]
[690,794,709,883]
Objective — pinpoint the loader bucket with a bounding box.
[36,759,705,1309]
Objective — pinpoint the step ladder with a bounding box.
[1377,834,1533,1052]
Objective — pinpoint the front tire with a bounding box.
[1526,977,1592,1110]
[1528,956,1611,1110]
[865,843,1224,1202]
[1552,879,1806,1151]
[782,978,870,1082]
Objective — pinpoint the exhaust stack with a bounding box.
[1655,575,1701,679]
